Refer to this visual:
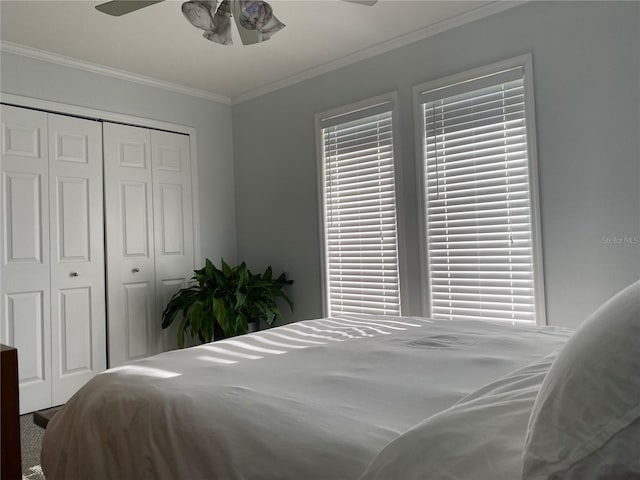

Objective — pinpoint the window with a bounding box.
[317,95,401,317]
[416,56,546,324]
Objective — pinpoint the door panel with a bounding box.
[58,287,92,374]
[158,184,184,256]
[1,105,52,413]
[123,281,153,359]
[57,177,90,262]
[104,123,156,367]
[54,132,89,164]
[48,113,106,406]
[121,181,151,257]
[5,291,45,384]
[3,172,43,263]
[2,121,41,158]
[119,141,148,169]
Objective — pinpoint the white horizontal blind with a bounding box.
[420,67,540,324]
[320,102,401,316]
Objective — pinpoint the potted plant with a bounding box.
[161,258,293,347]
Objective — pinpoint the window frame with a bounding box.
[315,92,405,318]
[412,54,547,325]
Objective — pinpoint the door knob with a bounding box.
[70,272,79,277]
[132,268,140,273]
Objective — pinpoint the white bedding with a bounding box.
[358,352,558,480]
[41,315,571,480]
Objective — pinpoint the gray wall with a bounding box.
[232,1,640,328]
[0,51,237,265]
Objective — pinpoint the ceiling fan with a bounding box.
[95,0,378,46]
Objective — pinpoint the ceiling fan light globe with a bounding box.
[203,29,233,45]
[182,0,218,31]
[205,10,233,45]
[259,15,285,40]
[238,1,273,31]
[216,0,232,17]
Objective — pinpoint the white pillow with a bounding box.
[522,280,640,480]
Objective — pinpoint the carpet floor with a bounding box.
[21,408,61,480]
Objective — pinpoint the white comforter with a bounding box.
[42,315,570,480]
[358,351,558,480]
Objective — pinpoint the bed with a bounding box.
[41,282,640,480]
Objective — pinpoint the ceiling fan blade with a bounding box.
[95,0,164,16]
[342,0,378,5]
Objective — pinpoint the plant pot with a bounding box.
[213,322,226,342]
[247,321,260,333]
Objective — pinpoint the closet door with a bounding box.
[104,123,156,367]
[151,131,194,352]
[104,125,195,365]
[48,114,106,405]
[0,105,52,413]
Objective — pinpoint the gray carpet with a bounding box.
[21,408,61,480]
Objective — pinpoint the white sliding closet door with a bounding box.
[104,124,194,367]
[1,105,106,413]
[1,105,52,413]
[48,113,106,405]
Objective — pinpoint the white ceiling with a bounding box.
[0,0,515,102]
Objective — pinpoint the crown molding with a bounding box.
[1,1,525,107]
[0,41,231,105]
[231,0,527,105]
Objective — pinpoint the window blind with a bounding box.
[320,102,401,316]
[420,66,541,324]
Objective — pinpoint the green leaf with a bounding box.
[203,317,213,344]
[235,286,248,310]
[237,262,248,287]
[205,258,214,275]
[221,258,231,276]
[270,305,283,322]
[236,312,248,335]
[162,287,199,328]
[177,314,189,349]
[213,297,228,332]
[263,265,273,281]
[188,301,206,337]
[212,269,225,286]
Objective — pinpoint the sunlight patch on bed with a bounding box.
[296,323,360,339]
[337,315,427,328]
[333,318,407,332]
[323,319,380,336]
[251,336,309,349]
[221,340,286,355]
[196,355,238,365]
[263,331,327,345]
[105,365,181,378]
[189,318,428,368]
[197,344,263,360]
[278,326,344,342]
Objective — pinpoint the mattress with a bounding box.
[41,315,571,480]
